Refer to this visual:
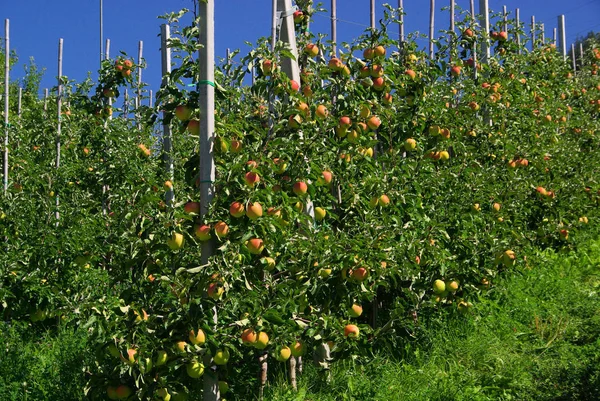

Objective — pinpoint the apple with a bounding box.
[349,304,363,318]
[379,194,390,206]
[363,47,375,60]
[447,280,459,292]
[186,360,205,378]
[440,128,451,139]
[138,143,151,157]
[405,69,417,80]
[230,139,242,153]
[468,101,480,111]
[499,250,516,267]
[315,104,329,119]
[242,328,258,345]
[293,10,304,24]
[372,76,385,91]
[304,43,319,57]
[289,114,302,129]
[405,138,417,151]
[254,332,270,349]
[344,324,360,338]
[339,116,352,130]
[244,171,260,187]
[213,348,230,365]
[218,381,229,395]
[189,329,206,346]
[433,279,446,294]
[175,105,193,121]
[171,391,188,401]
[291,341,305,357]
[314,207,326,221]
[351,267,369,281]
[187,119,200,135]
[492,202,501,212]
[450,66,462,77]
[439,151,450,160]
[382,92,393,105]
[107,386,119,400]
[261,256,276,271]
[167,232,184,251]
[262,59,276,75]
[275,346,291,362]
[318,268,332,278]
[289,79,300,92]
[230,201,245,218]
[115,385,132,399]
[246,238,265,255]
[374,45,386,57]
[184,201,201,214]
[156,388,170,400]
[214,221,229,238]
[498,31,508,41]
[155,350,168,366]
[194,224,211,241]
[246,202,263,220]
[302,85,313,97]
[370,64,384,78]
[328,57,343,71]
[207,283,224,300]
[293,181,308,196]
[463,28,474,37]
[103,88,116,98]
[317,170,333,186]
[175,341,187,354]
[559,229,569,240]
[472,203,481,212]
[367,115,381,130]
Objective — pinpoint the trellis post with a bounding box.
[531,16,535,49]
[331,0,337,56]
[161,24,174,206]
[56,38,63,223]
[136,40,143,131]
[516,8,521,53]
[558,15,566,60]
[3,19,9,194]
[429,0,435,59]
[479,0,490,65]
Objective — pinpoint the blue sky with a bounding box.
[2,0,600,99]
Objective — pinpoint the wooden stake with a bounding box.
[371,0,375,29]
[331,0,337,56]
[558,15,566,60]
[531,16,535,50]
[479,0,490,64]
[198,1,218,399]
[56,38,63,223]
[429,0,435,59]
[137,40,143,131]
[3,19,9,194]
[516,8,521,53]
[161,24,174,206]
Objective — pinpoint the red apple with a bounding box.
[184,201,201,214]
[246,202,263,220]
[175,105,193,121]
[246,238,264,255]
[230,201,245,218]
[293,181,308,196]
[244,171,260,187]
[194,224,211,241]
[214,221,229,238]
[344,324,360,338]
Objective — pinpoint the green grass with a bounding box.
[264,240,600,401]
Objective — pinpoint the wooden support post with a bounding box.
[553,27,557,45]
[399,0,404,49]
[137,40,143,131]
[3,19,8,194]
[516,8,521,53]
[558,15,566,60]
[479,0,490,64]
[149,90,153,107]
[470,0,475,19]
[44,88,48,112]
[198,1,218,399]
[331,0,337,56]
[579,43,584,68]
[371,0,375,29]
[161,24,174,206]
[56,38,63,223]
[429,0,435,59]
[17,88,22,118]
[271,0,277,50]
[531,16,535,50]
[503,5,508,32]
[571,43,577,71]
[541,23,545,44]
[450,0,455,32]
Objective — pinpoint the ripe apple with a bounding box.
[187,119,200,135]
[492,202,501,212]
[214,221,229,238]
[275,346,291,362]
[372,76,385,91]
[194,224,211,241]
[246,202,263,220]
[433,279,446,294]
[242,328,258,345]
[363,47,375,60]
[328,57,343,71]
[230,201,245,218]
[405,69,417,80]
[463,28,474,37]
[184,201,201,214]
[317,170,333,186]
[367,115,381,130]
[344,324,360,338]
[261,256,276,271]
[339,116,352,129]
[348,304,363,318]
[447,280,459,292]
[175,105,193,121]
[244,171,260,187]
[379,194,390,206]
[468,101,480,111]
[293,10,304,24]
[138,143,151,157]
[315,104,329,119]
[293,181,308,196]
[186,360,204,378]
[291,341,305,357]
[155,350,168,366]
[296,102,310,117]
[189,329,206,345]
[351,267,369,281]
[314,207,326,221]
[262,59,276,75]
[207,283,224,300]
[439,151,450,160]
[115,385,132,399]
[175,341,187,354]
[167,232,184,251]
[246,238,265,255]
[370,64,384,78]
[304,43,319,57]
[213,348,230,365]
[498,31,508,41]
[499,250,516,267]
[374,45,386,57]
[405,138,417,151]
[440,128,451,139]
[450,66,462,77]
[254,332,270,349]
[559,229,569,240]
[382,92,393,105]
[289,79,300,92]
